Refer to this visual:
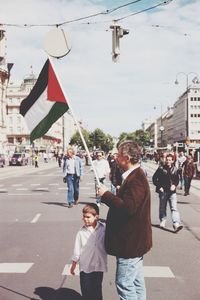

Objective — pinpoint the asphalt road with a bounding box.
[0,159,200,300]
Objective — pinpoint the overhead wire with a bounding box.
[1,0,173,28]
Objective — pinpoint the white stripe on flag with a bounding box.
[24,88,54,132]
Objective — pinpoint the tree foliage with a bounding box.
[118,130,150,148]
[70,128,114,153]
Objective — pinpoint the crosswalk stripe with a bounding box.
[62,264,175,278]
[31,213,41,223]
[0,263,34,273]
[144,266,175,278]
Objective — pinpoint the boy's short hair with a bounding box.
[83,203,99,216]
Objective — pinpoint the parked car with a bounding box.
[9,153,28,166]
[0,154,6,168]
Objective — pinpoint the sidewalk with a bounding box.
[145,160,200,191]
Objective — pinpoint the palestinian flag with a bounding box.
[20,59,69,143]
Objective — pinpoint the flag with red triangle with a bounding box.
[20,59,69,143]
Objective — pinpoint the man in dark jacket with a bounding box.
[152,153,183,232]
[98,141,152,300]
[182,155,195,196]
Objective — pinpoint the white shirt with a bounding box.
[122,164,140,182]
[92,159,110,179]
[71,222,107,273]
[66,157,75,174]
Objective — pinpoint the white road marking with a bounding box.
[31,213,41,223]
[49,183,59,186]
[16,188,28,191]
[144,266,175,278]
[58,187,67,190]
[12,184,23,187]
[80,187,91,190]
[30,183,41,186]
[62,265,175,278]
[0,263,34,273]
[8,193,43,196]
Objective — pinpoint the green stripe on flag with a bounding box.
[30,102,69,143]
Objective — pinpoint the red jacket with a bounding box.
[101,167,152,258]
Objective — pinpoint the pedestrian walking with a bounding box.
[152,153,183,232]
[92,151,110,206]
[70,203,107,300]
[98,140,152,300]
[176,151,186,189]
[34,153,39,168]
[63,148,84,208]
[109,152,123,195]
[182,155,195,196]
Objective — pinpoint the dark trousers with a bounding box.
[184,176,192,194]
[80,271,103,300]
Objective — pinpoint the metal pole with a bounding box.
[48,57,101,186]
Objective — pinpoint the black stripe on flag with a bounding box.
[20,59,49,116]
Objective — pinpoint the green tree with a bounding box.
[117,130,150,148]
[70,128,114,153]
[89,128,114,152]
[69,128,90,149]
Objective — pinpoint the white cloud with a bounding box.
[1,0,200,136]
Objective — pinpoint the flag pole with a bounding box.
[48,57,101,187]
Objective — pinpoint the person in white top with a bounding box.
[92,151,110,205]
[70,203,107,300]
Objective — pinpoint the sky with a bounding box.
[1,0,200,137]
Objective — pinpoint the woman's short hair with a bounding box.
[83,203,99,216]
[118,140,141,164]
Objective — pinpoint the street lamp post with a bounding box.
[154,104,164,148]
[175,72,199,139]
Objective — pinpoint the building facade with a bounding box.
[0,25,9,153]
[5,74,78,155]
[145,82,200,153]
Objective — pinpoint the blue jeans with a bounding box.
[159,191,181,224]
[116,257,146,300]
[66,174,80,205]
[80,271,103,300]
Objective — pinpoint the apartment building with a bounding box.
[0,25,9,153]
[145,82,200,152]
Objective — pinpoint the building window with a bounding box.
[8,137,14,144]
[191,97,193,101]
[191,114,193,117]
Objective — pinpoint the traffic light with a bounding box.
[110,24,129,62]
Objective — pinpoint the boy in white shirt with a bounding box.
[70,203,107,300]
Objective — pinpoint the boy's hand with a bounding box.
[70,261,77,275]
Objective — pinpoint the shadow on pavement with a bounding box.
[42,202,68,207]
[151,223,176,234]
[32,287,82,300]
[177,201,190,205]
[77,201,93,205]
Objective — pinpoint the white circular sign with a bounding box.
[159,126,165,131]
[43,27,71,58]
